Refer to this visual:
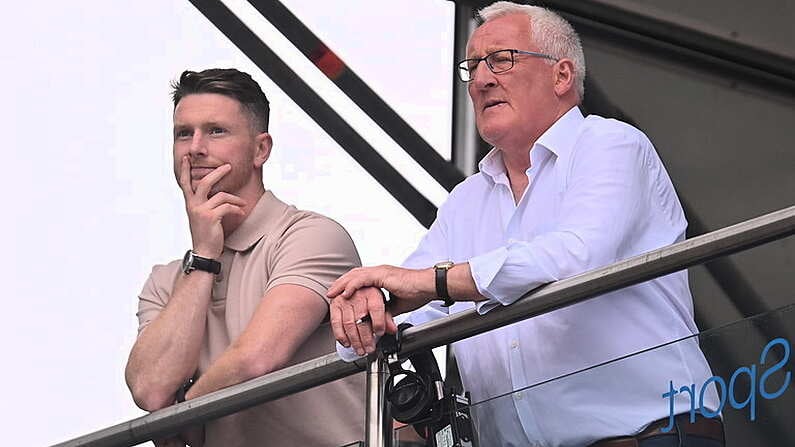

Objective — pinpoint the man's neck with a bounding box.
[498,103,577,203]
[500,149,529,204]
[221,182,265,236]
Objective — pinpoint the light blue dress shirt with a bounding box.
[342,107,718,446]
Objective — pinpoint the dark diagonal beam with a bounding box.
[189,0,437,227]
[248,0,465,191]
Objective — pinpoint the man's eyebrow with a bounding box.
[465,49,492,59]
[172,120,228,129]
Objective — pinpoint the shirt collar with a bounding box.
[534,105,584,160]
[478,106,584,183]
[224,190,288,252]
[478,147,509,184]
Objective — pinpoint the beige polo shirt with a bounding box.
[137,190,365,447]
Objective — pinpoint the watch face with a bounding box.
[435,261,455,270]
[182,250,194,273]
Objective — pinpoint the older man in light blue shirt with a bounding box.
[328,2,722,446]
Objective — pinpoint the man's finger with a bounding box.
[205,192,247,209]
[327,272,351,298]
[177,156,193,197]
[365,289,386,337]
[350,296,375,353]
[193,164,231,198]
[385,310,398,335]
[213,203,246,220]
[329,300,350,348]
[329,271,363,299]
[357,320,376,354]
[340,303,365,356]
[336,275,365,299]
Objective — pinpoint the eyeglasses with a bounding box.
[457,49,559,82]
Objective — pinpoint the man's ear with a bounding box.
[553,58,575,97]
[254,132,272,169]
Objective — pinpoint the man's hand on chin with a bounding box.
[178,156,246,258]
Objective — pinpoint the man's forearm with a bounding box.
[183,344,274,401]
[447,263,486,302]
[126,271,214,411]
[387,263,485,315]
[185,283,329,401]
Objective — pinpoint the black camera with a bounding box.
[383,324,477,447]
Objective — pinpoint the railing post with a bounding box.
[365,353,391,447]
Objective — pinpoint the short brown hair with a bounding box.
[171,68,270,132]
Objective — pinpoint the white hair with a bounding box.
[478,1,586,100]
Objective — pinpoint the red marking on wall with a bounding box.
[309,44,346,80]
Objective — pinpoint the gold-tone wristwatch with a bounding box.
[434,261,455,307]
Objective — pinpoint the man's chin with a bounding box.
[477,124,507,148]
[207,187,225,198]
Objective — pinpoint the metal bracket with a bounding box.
[377,322,412,364]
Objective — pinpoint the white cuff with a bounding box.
[336,341,367,362]
[469,246,509,313]
[475,300,501,315]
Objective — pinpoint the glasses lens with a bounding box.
[487,50,514,73]
[457,61,474,82]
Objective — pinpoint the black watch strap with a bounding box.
[182,250,222,275]
[434,261,455,307]
[176,377,195,403]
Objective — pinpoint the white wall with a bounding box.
[0,1,453,445]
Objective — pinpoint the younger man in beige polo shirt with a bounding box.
[125,68,364,447]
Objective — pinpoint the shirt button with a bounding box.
[510,340,519,349]
[514,392,523,400]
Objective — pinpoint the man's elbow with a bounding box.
[139,394,176,412]
[127,374,176,411]
[129,385,175,412]
[126,370,176,411]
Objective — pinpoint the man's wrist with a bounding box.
[433,261,456,306]
[191,245,222,259]
[182,250,222,275]
[421,267,437,298]
[447,262,483,302]
[401,267,436,301]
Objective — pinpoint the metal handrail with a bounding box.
[52,204,795,447]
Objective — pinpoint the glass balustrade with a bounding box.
[389,304,795,446]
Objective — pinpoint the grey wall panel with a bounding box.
[602,0,795,58]
[581,35,795,312]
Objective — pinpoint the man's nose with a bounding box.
[470,61,497,90]
[189,132,207,156]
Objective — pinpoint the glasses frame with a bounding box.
[457,49,560,82]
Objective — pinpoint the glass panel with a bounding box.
[392,304,795,446]
[394,421,431,447]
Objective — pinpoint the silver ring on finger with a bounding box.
[354,315,371,325]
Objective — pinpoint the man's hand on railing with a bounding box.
[327,264,483,356]
[328,265,434,304]
[327,266,437,356]
[329,286,397,356]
